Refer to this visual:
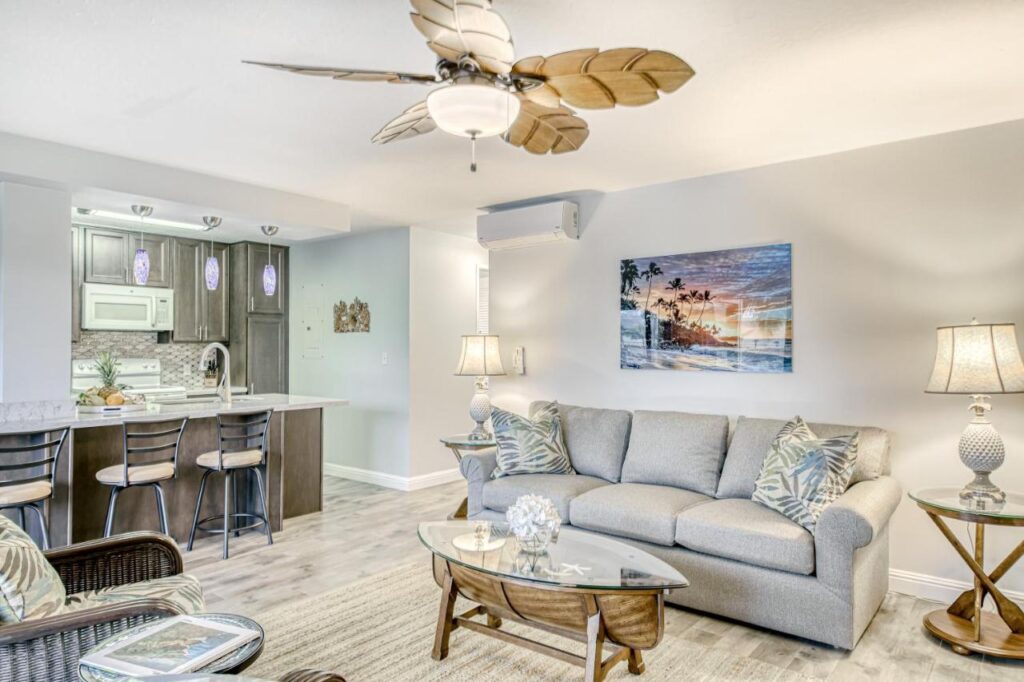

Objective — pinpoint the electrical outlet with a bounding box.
[381,351,388,366]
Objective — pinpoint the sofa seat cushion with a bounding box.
[64,573,205,616]
[675,499,815,575]
[620,411,728,496]
[530,402,632,482]
[570,484,712,546]
[481,474,608,520]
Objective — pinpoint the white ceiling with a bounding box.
[2,0,1023,237]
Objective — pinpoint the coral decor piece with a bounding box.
[506,494,561,555]
[333,298,371,333]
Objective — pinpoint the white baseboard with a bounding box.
[323,463,463,492]
[889,568,1024,604]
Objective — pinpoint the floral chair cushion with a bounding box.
[0,514,66,623]
[64,573,205,615]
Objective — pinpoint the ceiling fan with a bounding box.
[244,0,694,171]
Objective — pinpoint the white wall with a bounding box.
[409,227,489,479]
[289,228,411,478]
[0,181,72,402]
[489,119,1024,595]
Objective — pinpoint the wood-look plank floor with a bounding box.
[183,477,1024,681]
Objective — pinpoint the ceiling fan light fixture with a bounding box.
[426,82,520,138]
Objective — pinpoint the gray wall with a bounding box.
[489,119,1024,593]
[289,228,411,477]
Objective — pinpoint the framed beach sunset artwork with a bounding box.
[620,243,792,372]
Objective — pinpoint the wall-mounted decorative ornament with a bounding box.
[334,297,371,333]
[620,243,792,372]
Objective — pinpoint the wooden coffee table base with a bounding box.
[431,557,665,681]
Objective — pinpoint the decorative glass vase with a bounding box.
[515,529,553,555]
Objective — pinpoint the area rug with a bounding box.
[245,562,814,682]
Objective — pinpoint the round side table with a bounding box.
[78,613,265,681]
[910,488,1024,658]
[440,433,496,519]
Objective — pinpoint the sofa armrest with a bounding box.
[460,451,498,517]
[815,475,902,590]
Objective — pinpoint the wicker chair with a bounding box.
[281,670,347,682]
[0,531,187,682]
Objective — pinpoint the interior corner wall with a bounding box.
[488,119,1024,593]
[288,228,411,478]
[0,181,72,402]
[408,227,489,479]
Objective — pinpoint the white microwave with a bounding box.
[82,283,174,331]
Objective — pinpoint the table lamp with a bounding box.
[925,319,1024,505]
[454,335,506,440]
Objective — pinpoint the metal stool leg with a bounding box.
[104,487,121,538]
[153,482,169,535]
[223,469,232,560]
[233,469,243,537]
[187,469,212,551]
[253,465,274,546]
[25,504,49,550]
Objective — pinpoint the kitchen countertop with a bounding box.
[0,394,347,434]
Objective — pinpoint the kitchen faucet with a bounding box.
[198,342,232,404]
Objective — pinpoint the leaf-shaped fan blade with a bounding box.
[409,0,514,74]
[512,48,694,109]
[243,60,439,84]
[371,101,437,144]
[504,98,589,155]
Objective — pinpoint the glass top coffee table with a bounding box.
[418,520,687,681]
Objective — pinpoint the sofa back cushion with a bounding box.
[530,401,632,482]
[718,416,890,499]
[0,514,66,623]
[619,411,729,496]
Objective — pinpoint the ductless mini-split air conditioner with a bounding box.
[476,201,579,250]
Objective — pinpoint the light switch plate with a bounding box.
[512,346,525,375]
[382,351,389,366]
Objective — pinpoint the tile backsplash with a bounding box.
[73,331,216,389]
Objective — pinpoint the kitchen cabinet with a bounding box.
[71,227,82,343]
[128,233,172,287]
[83,228,130,284]
[173,238,230,342]
[82,227,172,287]
[229,241,289,394]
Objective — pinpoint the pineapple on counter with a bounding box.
[76,351,145,407]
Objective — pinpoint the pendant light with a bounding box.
[260,225,279,296]
[131,205,153,285]
[202,216,222,290]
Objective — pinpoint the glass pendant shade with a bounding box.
[204,255,220,291]
[263,263,277,296]
[133,248,150,285]
[426,82,520,138]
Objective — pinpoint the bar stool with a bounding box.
[187,409,274,559]
[0,426,70,549]
[95,417,189,537]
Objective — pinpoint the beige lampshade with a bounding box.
[925,321,1024,394]
[454,335,506,376]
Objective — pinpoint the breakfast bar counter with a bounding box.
[0,394,346,547]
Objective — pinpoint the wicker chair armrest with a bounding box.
[280,670,347,682]
[44,532,184,594]
[0,597,185,646]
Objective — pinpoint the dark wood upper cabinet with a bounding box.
[204,242,230,342]
[229,241,289,394]
[172,238,203,342]
[71,227,82,343]
[127,233,172,288]
[83,228,130,284]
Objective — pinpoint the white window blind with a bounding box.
[476,266,490,334]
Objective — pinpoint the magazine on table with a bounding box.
[79,615,259,676]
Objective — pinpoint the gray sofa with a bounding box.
[459,403,902,650]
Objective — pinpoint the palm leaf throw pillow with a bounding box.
[0,514,66,623]
[491,402,575,478]
[752,416,859,534]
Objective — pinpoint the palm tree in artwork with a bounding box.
[641,261,663,349]
[686,290,701,324]
[620,259,640,297]
[697,290,715,325]
[665,278,685,338]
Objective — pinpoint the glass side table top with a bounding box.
[78,613,265,682]
[440,434,496,447]
[418,520,688,591]
[909,487,1024,520]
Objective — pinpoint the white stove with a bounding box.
[71,358,188,403]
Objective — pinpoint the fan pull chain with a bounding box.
[470,131,478,173]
